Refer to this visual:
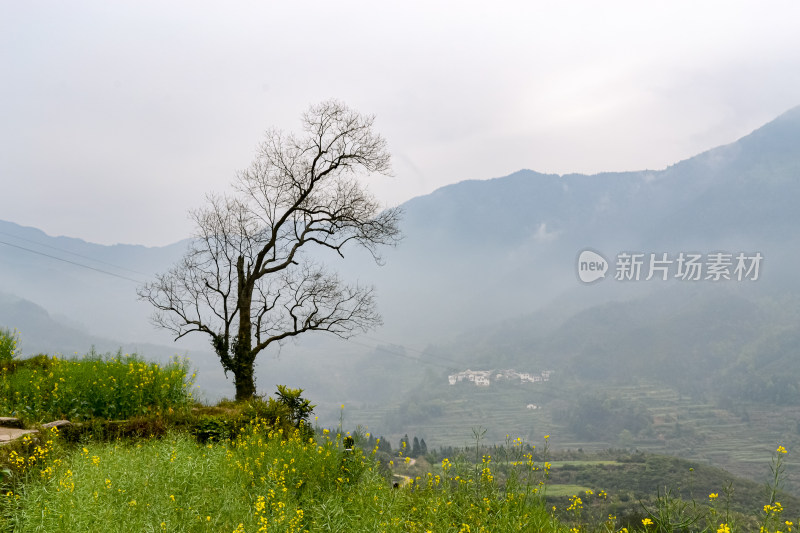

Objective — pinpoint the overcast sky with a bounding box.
[3,1,800,246]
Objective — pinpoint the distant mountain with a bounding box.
[0,219,191,346]
[438,282,799,398]
[367,105,800,338]
[0,291,103,355]
[1,105,800,413]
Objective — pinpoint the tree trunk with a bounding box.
[233,310,256,400]
[233,361,256,401]
[232,257,257,401]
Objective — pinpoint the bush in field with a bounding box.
[192,386,316,444]
[0,349,194,422]
[0,328,18,363]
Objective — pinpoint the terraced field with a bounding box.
[343,379,800,495]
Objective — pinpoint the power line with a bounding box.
[0,233,467,370]
[0,239,145,284]
[0,230,151,276]
[360,333,466,366]
[339,336,455,370]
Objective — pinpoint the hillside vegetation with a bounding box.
[337,287,800,495]
[2,331,799,532]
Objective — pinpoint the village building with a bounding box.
[447,368,554,387]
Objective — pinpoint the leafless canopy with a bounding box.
[138,100,402,399]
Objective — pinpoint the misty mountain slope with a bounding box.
[2,106,800,405]
[640,107,800,244]
[430,283,800,394]
[404,104,800,246]
[364,105,800,342]
[443,289,794,411]
[0,220,191,345]
[360,285,800,492]
[0,291,102,355]
[410,283,774,372]
[546,288,782,385]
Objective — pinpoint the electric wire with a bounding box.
[340,336,454,370]
[0,239,145,284]
[360,333,466,366]
[0,230,150,276]
[0,235,467,370]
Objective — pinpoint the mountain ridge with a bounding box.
[1,104,799,403]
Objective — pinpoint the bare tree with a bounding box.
[138,100,402,400]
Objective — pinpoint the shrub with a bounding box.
[190,386,317,443]
[0,328,19,363]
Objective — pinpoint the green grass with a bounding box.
[544,484,594,497]
[1,422,559,532]
[1,329,797,532]
[0,350,194,422]
[6,422,796,533]
[549,461,619,467]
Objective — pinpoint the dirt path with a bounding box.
[0,419,37,443]
[390,457,417,486]
[0,426,37,443]
[0,418,70,444]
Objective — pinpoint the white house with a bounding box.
[475,376,490,386]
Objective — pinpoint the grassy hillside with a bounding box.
[4,334,800,532]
